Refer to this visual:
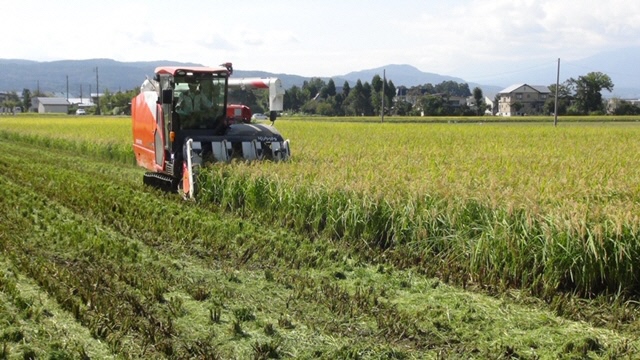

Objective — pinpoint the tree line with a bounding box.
[281,77,490,117]
[282,76,397,116]
[543,71,638,116]
[5,71,637,117]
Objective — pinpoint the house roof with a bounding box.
[499,84,550,94]
[37,97,70,106]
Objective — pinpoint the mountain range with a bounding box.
[1,46,639,98]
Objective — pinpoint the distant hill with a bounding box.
[0,59,504,98]
[0,58,327,96]
[342,64,465,87]
[2,48,639,98]
[0,58,199,96]
[340,64,503,98]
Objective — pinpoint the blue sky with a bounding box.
[5,0,640,81]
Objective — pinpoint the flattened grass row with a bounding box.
[0,140,434,358]
[2,116,640,299]
[2,156,637,359]
[2,122,640,357]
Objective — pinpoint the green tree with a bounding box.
[370,75,395,116]
[408,84,433,98]
[544,82,572,115]
[301,99,319,114]
[372,75,383,92]
[22,88,32,112]
[393,98,412,115]
[344,80,367,115]
[371,75,382,115]
[102,88,138,115]
[435,81,471,97]
[362,82,374,116]
[611,99,640,115]
[319,79,336,99]
[284,85,305,113]
[2,91,20,114]
[420,94,446,116]
[332,93,346,116]
[302,78,326,100]
[472,87,485,116]
[32,88,47,98]
[384,80,396,115]
[1,99,18,114]
[100,88,112,115]
[569,72,614,114]
[5,91,19,102]
[342,81,351,97]
[317,98,338,116]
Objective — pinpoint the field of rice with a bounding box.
[1,114,640,358]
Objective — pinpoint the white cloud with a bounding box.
[2,0,640,78]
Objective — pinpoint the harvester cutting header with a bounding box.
[131,63,290,199]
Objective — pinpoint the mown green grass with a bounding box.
[0,136,639,358]
[2,114,640,299]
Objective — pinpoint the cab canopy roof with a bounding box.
[155,65,230,76]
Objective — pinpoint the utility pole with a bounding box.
[94,67,100,115]
[381,69,385,123]
[554,58,560,127]
[66,75,69,100]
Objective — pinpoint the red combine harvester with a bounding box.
[131,63,290,199]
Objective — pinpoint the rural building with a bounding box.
[483,96,496,115]
[68,97,95,111]
[34,97,70,114]
[395,86,420,104]
[497,84,550,116]
[446,95,466,108]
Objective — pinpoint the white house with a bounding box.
[497,84,550,116]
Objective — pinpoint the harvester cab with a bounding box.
[131,63,290,199]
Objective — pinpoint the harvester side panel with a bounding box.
[132,91,163,172]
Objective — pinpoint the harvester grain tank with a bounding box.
[131,63,290,199]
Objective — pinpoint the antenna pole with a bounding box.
[95,67,101,115]
[554,58,560,126]
[381,69,385,123]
